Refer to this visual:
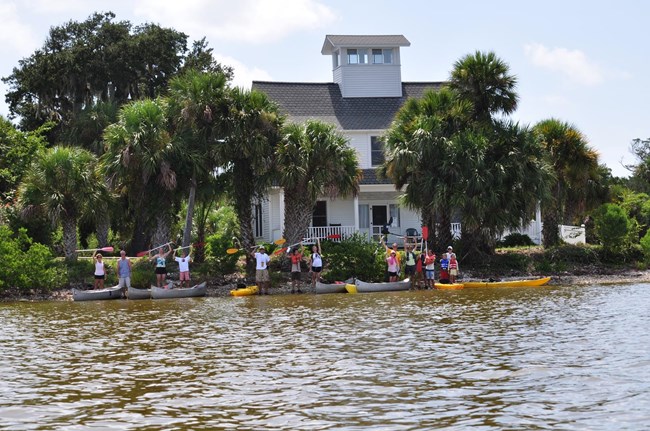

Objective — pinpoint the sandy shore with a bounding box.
[3,269,649,302]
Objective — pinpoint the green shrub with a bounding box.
[544,244,600,265]
[319,234,385,282]
[499,233,535,247]
[0,226,65,293]
[641,229,650,262]
[130,258,155,288]
[594,203,632,251]
[205,233,241,276]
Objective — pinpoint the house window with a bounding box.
[347,49,358,64]
[389,204,400,227]
[253,203,263,237]
[312,201,327,227]
[333,50,339,68]
[371,136,384,166]
[372,49,393,64]
[347,48,367,64]
[359,204,369,229]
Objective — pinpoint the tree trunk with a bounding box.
[130,210,149,255]
[233,162,256,276]
[283,189,314,247]
[542,207,560,248]
[96,213,110,247]
[152,212,172,250]
[63,216,78,261]
[182,176,197,248]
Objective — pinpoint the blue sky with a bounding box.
[1,0,647,177]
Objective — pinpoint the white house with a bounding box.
[251,34,543,245]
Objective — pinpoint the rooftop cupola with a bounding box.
[321,34,410,98]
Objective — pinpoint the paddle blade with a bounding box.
[273,247,287,256]
[100,246,114,253]
[226,248,240,255]
[422,226,429,240]
[136,250,149,257]
[327,234,341,239]
[273,238,286,246]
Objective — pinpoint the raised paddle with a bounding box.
[273,234,341,255]
[136,242,173,257]
[422,225,429,255]
[75,246,114,253]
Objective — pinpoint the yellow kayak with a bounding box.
[434,283,464,290]
[344,284,358,294]
[463,276,551,288]
[230,285,259,296]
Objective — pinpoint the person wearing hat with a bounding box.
[446,246,453,260]
[386,249,400,282]
[252,245,271,295]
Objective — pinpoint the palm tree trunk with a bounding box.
[63,216,78,261]
[152,212,172,250]
[233,162,256,275]
[131,210,148,255]
[96,213,110,247]
[283,189,314,246]
[182,176,197,248]
[542,207,560,247]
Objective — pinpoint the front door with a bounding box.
[371,205,388,241]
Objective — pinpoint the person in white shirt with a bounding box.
[93,253,105,290]
[174,247,192,288]
[252,246,271,295]
[308,238,323,289]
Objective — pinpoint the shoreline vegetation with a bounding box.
[2,247,649,303]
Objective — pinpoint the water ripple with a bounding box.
[1,284,649,430]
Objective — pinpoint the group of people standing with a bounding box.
[382,238,460,289]
[91,245,192,290]
[253,238,323,295]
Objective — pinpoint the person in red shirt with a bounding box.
[290,244,304,293]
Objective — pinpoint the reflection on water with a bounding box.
[1,284,649,430]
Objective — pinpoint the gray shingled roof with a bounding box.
[361,169,393,185]
[252,81,443,130]
[322,35,410,54]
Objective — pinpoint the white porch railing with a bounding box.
[305,226,356,242]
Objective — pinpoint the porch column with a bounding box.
[353,195,359,231]
[279,190,285,239]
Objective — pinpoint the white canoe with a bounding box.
[151,282,207,299]
[354,279,410,293]
[315,280,351,294]
[127,282,173,299]
[73,285,124,301]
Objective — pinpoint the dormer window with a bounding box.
[372,49,393,64]
[347,49,367,64]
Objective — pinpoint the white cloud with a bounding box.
[524,43,604,86]
[23,0,88,14]
[215,54,272,88]
[133,0,337,44]
[0,1,38,55]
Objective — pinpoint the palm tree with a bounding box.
[381,87,471,250]
[168,69,229,249]
[449,51,518,123]
[534,118,600,247]
[276,120,362,246]
[102,98,179,254]
[18,146,106,260]
[218,87,283,272]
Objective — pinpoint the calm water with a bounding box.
[1,284,649,430]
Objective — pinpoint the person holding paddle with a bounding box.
[151,244,173,288]
[290,244,304,294]
[253,245,271,295]
[174,247,192,289]
[309,238,323,289]
[93,253,106,290]
[403,243,419,289]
